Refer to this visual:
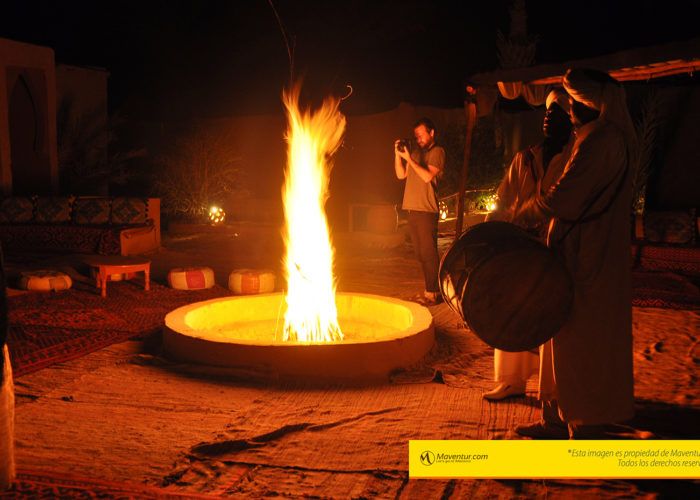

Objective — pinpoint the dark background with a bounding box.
[3,0,700,118]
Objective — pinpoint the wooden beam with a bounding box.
[526,59,700,86]
[454,87,478,240]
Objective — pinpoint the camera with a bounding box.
[396,138,412,153]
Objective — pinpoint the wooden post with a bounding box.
[454,86,478,239]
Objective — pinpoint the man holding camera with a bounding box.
[394,117,445,306]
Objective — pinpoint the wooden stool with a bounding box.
[84,256,151,298]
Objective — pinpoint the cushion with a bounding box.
[643,210,696,245]
[168,267,216,290]
[35,197,73,223]
[228,269,276,295]
[18,270,72,291]
[0,197,34,223]
[0,224,122,255]
[111,197,147,224]
[73,197,111,225]
[639,245,700,277]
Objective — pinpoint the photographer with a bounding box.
[394,117,445,306]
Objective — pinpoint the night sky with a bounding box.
[2,0,699,119]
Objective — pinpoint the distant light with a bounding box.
[209,206,226,225]
[439,200,449,220]
[484,193,498,213]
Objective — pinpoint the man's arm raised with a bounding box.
[394,140,408,179]
[396,145,441,183]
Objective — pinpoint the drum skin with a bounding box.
[439,221,573,352]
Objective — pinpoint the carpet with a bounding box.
[632,270,700,310]
[5,269,697,378]
[0,469,215,498]
[7,279,229,378]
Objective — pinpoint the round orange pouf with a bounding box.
[168,267,216,290]
[228,269,276,295]
[18,270,72,292]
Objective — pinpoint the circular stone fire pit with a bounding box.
[163,292,434,385]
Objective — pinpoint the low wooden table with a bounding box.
[83,255,151,298]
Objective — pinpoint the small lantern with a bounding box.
[485,193,498,213]
[439,200,449,221]
[209,206,226,225]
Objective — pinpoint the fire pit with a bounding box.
[163,84,435,384]
[163,292,434,384]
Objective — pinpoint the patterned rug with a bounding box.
[7,279,230,378]
[632,270,700,310]
[0,469,215,498]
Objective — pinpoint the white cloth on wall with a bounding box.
[497,81,523,100]
[522,84,550,107]
[495,81,551,107]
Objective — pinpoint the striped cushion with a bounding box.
[18,270,72,291]
[228,269,276,295]
[168,267,216,290]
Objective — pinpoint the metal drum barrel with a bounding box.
[439,221,573,352]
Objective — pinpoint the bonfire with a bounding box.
[281,85,346,343]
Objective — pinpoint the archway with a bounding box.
[9,74,51,195]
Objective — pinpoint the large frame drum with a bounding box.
[439,221,573,352]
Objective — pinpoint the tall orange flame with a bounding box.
[281,85,345,343]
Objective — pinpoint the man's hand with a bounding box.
[394,140,410,161]
[394,140,408,179]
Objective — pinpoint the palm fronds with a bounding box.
[496,0,538,70]
[57,97,144,194]
[153,124,247,221]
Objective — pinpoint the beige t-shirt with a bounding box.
[401,145,445,212]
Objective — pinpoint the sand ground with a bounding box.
[7,224,700,498]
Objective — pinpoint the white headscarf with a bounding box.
[563,68,637,165]
[545,87,570,114]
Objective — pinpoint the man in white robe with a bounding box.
[513,68,636,438]
[0,345,13,490]
[0,246,14,488]
[483,89,573,400]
